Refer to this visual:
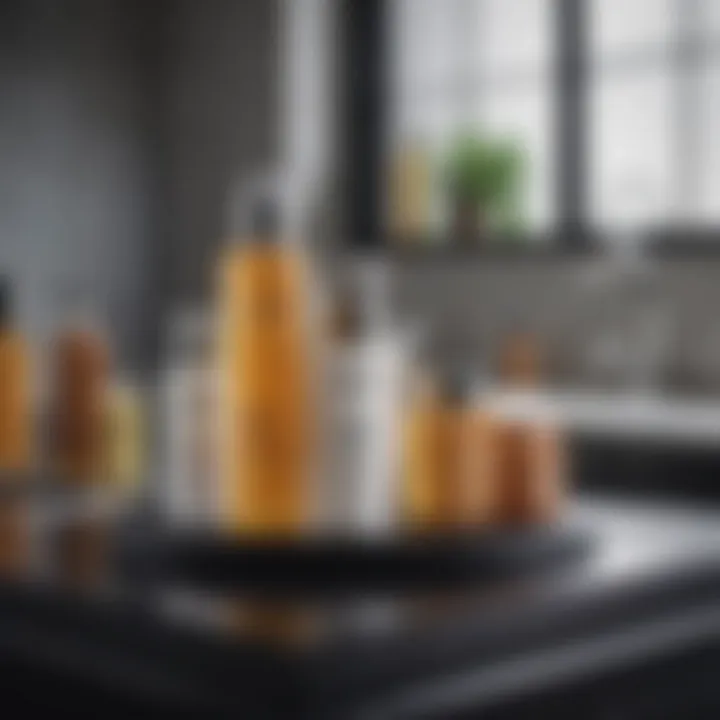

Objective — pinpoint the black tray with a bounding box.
[118,523,592,596]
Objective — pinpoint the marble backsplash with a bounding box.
[334,257,720,393]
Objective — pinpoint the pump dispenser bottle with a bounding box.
[217,175,317,536]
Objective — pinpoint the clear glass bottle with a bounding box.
[404,368,499,532]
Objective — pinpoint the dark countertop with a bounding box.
[0,495,718,718]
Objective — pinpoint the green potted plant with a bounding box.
[444,132,525,245]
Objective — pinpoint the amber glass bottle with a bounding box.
[432,399,471,528]
[404,372,496,531]
[218,187,316,536]
[50,306,110,485]
[402,370,442,528]
[0,279,31,474]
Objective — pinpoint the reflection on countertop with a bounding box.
[2,494,718,648]
[0,493,717,715]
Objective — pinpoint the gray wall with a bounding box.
[0,0,160,370]
[13,0,706,394]
[160,0,281,308]
[0,0,281,371]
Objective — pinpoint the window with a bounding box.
[389,0,720,243]
[389,0,556,235]
[583,0,720,229]
[590,0,682,229]
[589,65,674,228]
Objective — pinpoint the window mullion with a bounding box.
[557,0,589,239]
[456,0,479,129]
[673,0,702,224]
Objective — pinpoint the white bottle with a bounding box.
[320,262,407,537]
[160,309,220,529]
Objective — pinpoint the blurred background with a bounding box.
[4,1,720,385]
[3,0,720,498]
[0,1,718,717]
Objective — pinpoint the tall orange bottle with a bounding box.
[218,181,316,536]
[0,279,31,474]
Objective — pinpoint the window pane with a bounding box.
[388,0,555,235]
[390,0,464,97]
[699,0,720,41]
[591,0,674,58]
[474,0,554,77]
[391,97,460,151]
[474,86,554,229]
[589,69,674,228]
[697,61,720,222]
[388,98,459,233]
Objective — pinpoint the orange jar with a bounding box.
[494,416,566,526]
[467,405,499,526]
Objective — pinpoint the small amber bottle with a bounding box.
[404,370,496,532]
[217,179,317,536]
[0,278,32,474]
[49,300,110,485]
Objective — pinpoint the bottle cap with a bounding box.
[439,365,477,407]
[225,170,300,243]
[329,261,394,340]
